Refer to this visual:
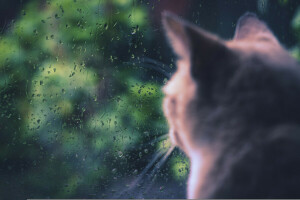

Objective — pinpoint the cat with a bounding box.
[162,11,300,199]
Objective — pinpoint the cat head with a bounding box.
[162,12,300,157]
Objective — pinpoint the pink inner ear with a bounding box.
[162,11,191,60]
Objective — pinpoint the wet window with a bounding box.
[0,0,299,199]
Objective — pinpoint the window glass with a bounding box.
[0,0,299,198]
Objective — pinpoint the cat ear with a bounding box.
[234,12,278,42]
[162,11,191,60]
[162,11,227,62]
[162,11,233,94]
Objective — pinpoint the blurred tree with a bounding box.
[0,0,171,198]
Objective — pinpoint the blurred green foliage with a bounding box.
[0,0,175,198]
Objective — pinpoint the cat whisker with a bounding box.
[137,145,175,198]
[139,134,169,148]
[115,141,174,198]
[152,145,175,175]
[114,149,165,198]
[123,57,174,79]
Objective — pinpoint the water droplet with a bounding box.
[144,149,148,153]
[104,23,108,30]
[112,168,117,173]
[118,151,123,157]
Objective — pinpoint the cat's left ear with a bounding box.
[162,11,228,62]
[162,11,234,92]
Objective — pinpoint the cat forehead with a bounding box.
[163,59,193,95]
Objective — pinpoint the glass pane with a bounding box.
[0,0,299,199]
